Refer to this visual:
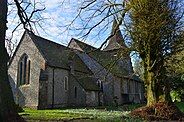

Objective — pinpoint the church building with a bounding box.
[8,21,144,109]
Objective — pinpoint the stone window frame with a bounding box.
[17,53,31,86]
[64,76,68,91]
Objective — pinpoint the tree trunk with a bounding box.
[146,81,156,106]
[144,65,156,106]
[132,57,183,120]
[144,56,172,106]
[0,0,19,121]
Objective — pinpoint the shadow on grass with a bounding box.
[56,103,145,112]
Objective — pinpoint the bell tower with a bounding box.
[103,20,127,51]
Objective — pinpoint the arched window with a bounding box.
[19,62,23,85]
[98,80,103,92]
[23,56,27,84]
[64,76,68,91]
[27,60,31,84]
[18,54,31,86]
[74,87,77,98]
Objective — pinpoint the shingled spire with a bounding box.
[103,19,127,51]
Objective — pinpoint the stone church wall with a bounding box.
[46,66,69,108]
[86,91,99,106]
[8,33,45,109]
[68,73,86,106]
[113,77,122,105]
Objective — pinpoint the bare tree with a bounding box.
[61,0,130,46]
[0,0,45,121]
[6,0,46,57]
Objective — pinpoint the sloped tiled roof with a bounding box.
[88,50,130,77]
[73,75,101,91]
[103,20,127,51]
[124,74,143,82]
[68,38,131,77]
[28,32,92,74]
[29,33,69,69]
[69,38,96,53]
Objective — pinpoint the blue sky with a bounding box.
[7,0,112,50]
[7,0,184,67]
[7,0,184,48]
[7,0,138,67]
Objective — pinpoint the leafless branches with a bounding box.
[14,0,45,31]
[6,0,46,56]
[59,0,130,48]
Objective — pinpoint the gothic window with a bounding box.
[64,76,68,91]
[18,54,31,86]
[27,60,31,84]
[19,62,23,85]
[127,81,130,93]
[135,82,139,93]
[74,87,77,98]
[23,56,27,84]
[98,80,103,92]
[69,60,74,74]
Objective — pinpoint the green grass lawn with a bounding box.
[19,108,91,121]
[19,104,143,121]
[19,103,184,121]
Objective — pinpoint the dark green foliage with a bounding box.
[176,102,184,112]
[128,0,183,106]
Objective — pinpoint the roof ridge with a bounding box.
[28,32,68,49]
[72,38,96,49]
